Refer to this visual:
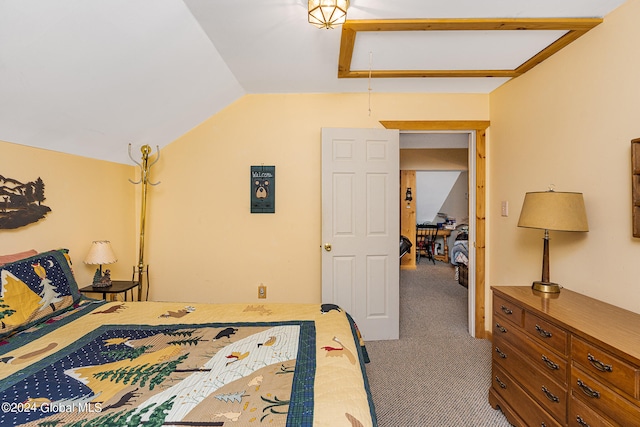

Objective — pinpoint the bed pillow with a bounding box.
[0,249,38,267]
[0,248,80,339]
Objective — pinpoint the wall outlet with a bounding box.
[258,284,267,299]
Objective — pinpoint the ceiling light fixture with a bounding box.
[308,0,349,29]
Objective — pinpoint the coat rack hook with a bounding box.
[128,144,161,185]
[128,143,142,184]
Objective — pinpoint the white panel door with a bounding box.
[321,127,399,341]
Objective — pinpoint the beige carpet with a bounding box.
[364,262,511,426]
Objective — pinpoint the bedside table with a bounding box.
[79,280,140,301]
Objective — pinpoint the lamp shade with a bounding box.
[518,191,588,232]
[84,241,117,265]
[308,0,349,29]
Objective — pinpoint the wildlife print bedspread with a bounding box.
[0,302,376,427]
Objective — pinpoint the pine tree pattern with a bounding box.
[37,277,63,313]
[166,336,205,346]
[60,396,175,427]
[92,354,189,391]
[100,345,151,361]
[0,298,16,329]
[163,329,196,337]
[32,263,63,313]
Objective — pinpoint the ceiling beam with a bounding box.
[338,18,602,79]
[380,120,490,131]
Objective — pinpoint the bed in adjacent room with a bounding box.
[0,249,376,427]
[449,227,469,287]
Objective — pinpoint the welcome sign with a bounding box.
[251,165,275,213]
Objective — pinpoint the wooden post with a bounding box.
[400,170,417,269]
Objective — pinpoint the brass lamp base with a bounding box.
[532,281,561,293]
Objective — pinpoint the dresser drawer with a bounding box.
[499,329,567,386]
[493,318,516,339]
[572,336,639,399]
[569,395,615,427]
[494,294,524,327]
[493,364,563,427]
[571,366,640,426]
[525,311,568,355]
[493,337,567,423]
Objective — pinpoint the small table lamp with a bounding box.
[517,190,588,293]
[84,240,117,287]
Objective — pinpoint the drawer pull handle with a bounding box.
[495,323,507,334]
[500,305,513,315]
[495,376,507,389]
[495,347,507,359]
[587,353,613,372]
[577,379,601,399]
[576,415,591,427]
[541,386,560,403]
[541,355,559,370]
[535,324,553,338]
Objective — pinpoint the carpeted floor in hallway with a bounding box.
[364,261,511,426]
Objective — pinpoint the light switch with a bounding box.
[501,201,508,217]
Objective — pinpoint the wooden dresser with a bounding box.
[488,286,640,427]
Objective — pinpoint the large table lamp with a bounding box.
[517,190,588,293]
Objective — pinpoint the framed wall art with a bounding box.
[632,138,640,237]
[251,165,275,214]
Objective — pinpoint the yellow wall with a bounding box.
[488,0,640,319]
[0,140,136,287]
[149,93,489,303]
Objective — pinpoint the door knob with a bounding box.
[324,243,332,252]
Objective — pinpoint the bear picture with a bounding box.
[250,166,275,213]
[254,178,269,199]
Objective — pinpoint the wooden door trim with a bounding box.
[381,120,489,339]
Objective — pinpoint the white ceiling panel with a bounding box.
[351,30,569,71]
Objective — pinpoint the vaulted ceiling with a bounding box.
[0,0,627,164]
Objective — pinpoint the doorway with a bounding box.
[382,120,489,338]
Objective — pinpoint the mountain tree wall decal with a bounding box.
[0,175,51,229]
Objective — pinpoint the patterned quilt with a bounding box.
[0,301,376,427]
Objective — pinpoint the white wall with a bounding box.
[416,171,461,224]
[439,171,469,226]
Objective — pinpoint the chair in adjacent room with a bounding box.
[416,223,439,264]
[400,235,413,259]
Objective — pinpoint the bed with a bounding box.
[449,228,469,288]
[0,249,376,427]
